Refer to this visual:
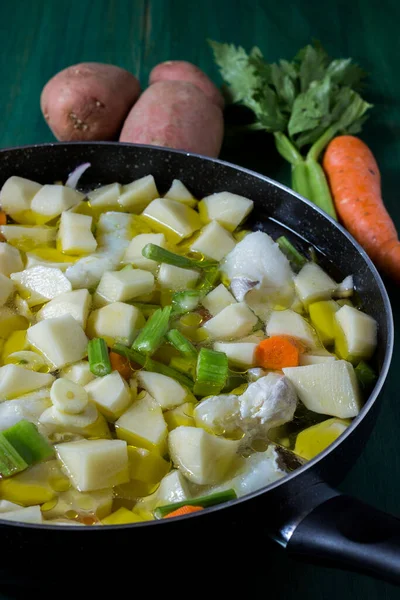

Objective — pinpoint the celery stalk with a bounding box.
[0,433,28,477]
[145,358,194,390]
[142,244,217,270]
[3,420,54,465]
[166,329,198,360]
[88,338,112,377]
[193,348,228,396]
[132,306,172,355]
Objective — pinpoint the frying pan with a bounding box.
[0,142,398,590]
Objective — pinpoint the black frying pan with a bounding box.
[0,142,398,590]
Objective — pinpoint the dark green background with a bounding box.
[1,0,399,597]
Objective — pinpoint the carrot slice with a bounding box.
[255,336,300,370]
[109,351,133,380]
[164,505,204,518]
[0,211,7,226]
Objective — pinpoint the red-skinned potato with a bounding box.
[41,63,141,141]
[119,80,224,157]
[149,61,224,109]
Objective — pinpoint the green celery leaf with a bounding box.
[346,114,369,135]
[209,40,261,109]
[288,76,332,137]
[279,59,299,80]
[270,63,296,110]
[326,59,367,90]
[297,43,330,92]
[334,89,373,132]
[253,85,287,131]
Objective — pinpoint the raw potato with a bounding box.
[149,61,225,109]
[41,63,141,141]
[119,80,224,158]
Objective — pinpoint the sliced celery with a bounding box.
[171,291,202,315]
[3,420,54,465]
[112,343,146,366]
[142,244,217,270]
[87,338,112,377]
[355,360,377,392]
[277,236,307,271]
[169,356,196,379]
[0,432,28,477]
[132,306,172,355]
[166,329,198,360]
[130,303,160,318]
[145,358,194,390]
[155,489,237,518]
[193,348,228,396]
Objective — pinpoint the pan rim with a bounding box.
[0,141,394,530]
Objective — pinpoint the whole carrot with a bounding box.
[323,135,400,283]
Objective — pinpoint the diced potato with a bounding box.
[65,252,122,291]
[266,309,319,349]
[31,185,84,222]
[0,505,42,523]
[36,289,92,328]
[201,283,236,316]
[0,273,14,306]
[190,221,236,261]
[58,212,97,255]
[157,263,199,291]
[0,460,62,506]
[102,507,144,525]
[55,439,129,492]
[169,426,240,485]
[118,175,159,212]
[164,402,195,431]
[164,179,197,208]
[142,198,202,243]
[213,342,257,368]
[39,405,110,439]
[294,263,337,306]
[283,360,361,418]
[0,176,42,223]
[0,500,23,513]
[299,353,336,366]
[309,300,340,345]
[96,211,134,237]
[0,242,23,276]
[60,361,95,387]
[0,364,54,400]
[1,225,57,251]
[335,305,377,362]
[0,308,28,339]
[96,269,154,303]
[42,488,113,520]
[0,390,51,431]
[122,233,166,272]
[127,445,170,483]
[140,470,192,512]
[136,371,190,410]
[199,191,254,232]
[202,302,258,340]
[88,183,121,210]
[115,392,168,454]
[294,417,350,460]
[85,371,132,420]
[27,314,88,369]
[11,266,72,307]
[87,302,144,346]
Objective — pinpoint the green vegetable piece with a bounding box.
[87,338,112,377]
[166,329,198,360]
[171,291,202,315]
[3,420,54,465]
[130,303,160,318]
[132,306,172,356]
[155,489,237,519]
[355,361,377,392]
[193,348,228,397]
[112,343,146,366]
[277,236,307,271]
[0,432,28,478]
[198,265,220,295]
[169,357,196,379]
[144,358,194,390]
[142,244,217,271]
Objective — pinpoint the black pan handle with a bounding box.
[283,482,400,584]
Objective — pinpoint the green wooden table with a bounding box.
[1,0,400,596]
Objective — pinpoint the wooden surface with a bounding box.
[1,0,400,596]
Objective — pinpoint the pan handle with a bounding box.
[281,482,400,584]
